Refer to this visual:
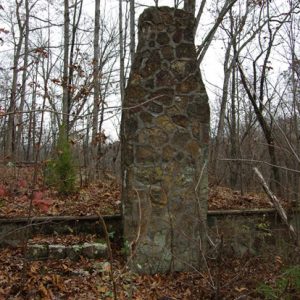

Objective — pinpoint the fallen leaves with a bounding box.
[0,165,121,217]
[0,243,299,299]
[0,166,297,299]
[32,191,54,213]
[208,186,291,210]
[0,184,6,197]
[0,164,294,219]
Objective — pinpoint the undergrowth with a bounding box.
[45,126,76,195]
[257,265,300,299]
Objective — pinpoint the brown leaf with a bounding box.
[39,282,52,299]
[234,287,248,293]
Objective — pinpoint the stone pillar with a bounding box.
[121,6,210,274]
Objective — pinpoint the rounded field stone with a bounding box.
[149,185,168,207]
[160,11,174,25]
[149,89,174,106]
[140,51,161,78]
[175,151,184,161]
[174,8,189,18]
[82,243,107,259]
[167,25,177,33]
[67,245,82,261]
[150,32,156,39]
[124,144,134,165]
[157,32,170,45]
[159,95,173,106]
[176,43,196,59]
[144,78,155,89]
[140,8,162,25]
[155,115,177,133]
[171,114,189,128]
[151,88,174,98]
[166,105,181,116]
[138,127,168,146]
[148,102,163,114]
[139,111,153,124]
[176,76,199,94]
[187,102,202,117]
[156,70,174,87]
[171,130,190,147]
[135,166,164,185]
[129,73,143,86]
[183,28,194,42]
[186,140,201,159]
[173,30,183,43]
[48,244,66,259]
[161,46,174,60]
[171,61,196,80]
[135,145,158,163]
[191,119,200,139]
[192,96,210,122]
[162,145,176,161]
[126,85,147,103]
[27,244,48,260]
[149,40,155,47]
[126,117,138,137]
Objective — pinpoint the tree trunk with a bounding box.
[27,63,38,161]
[6,0,25,159]
[212,39,232,178]
[229,64,238,189]
[62,0,70,133]
[130,0,135,63]
[183,0,195,15]
[119,0,125,105]
[16,0,30,160]
[68,0,83,127]
[238,64,281,194]
[91,0,101,180]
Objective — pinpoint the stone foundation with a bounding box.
[121,6,210,273]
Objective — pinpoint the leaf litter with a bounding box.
[1,245,299,299]
[0,165,298,299]
[0,166,292,218]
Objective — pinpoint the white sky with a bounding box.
[1,0,287,141]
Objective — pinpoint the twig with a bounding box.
[214,235,223,300]
[18,188,36,294]
[129,188,142,254]
[195,160,215,247]
[97,212,118,300]
[219,158,300,174]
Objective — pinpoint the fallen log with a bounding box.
[253,167,298,244]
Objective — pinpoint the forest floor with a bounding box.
[0,165,299,299]
[1,241,300,299]
[0,165,293,218]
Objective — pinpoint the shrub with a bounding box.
[257,265,300,299]
[45,126,76,195]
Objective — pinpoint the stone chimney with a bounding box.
[121,6,210,274]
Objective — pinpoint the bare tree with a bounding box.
[6,0,26,159]
[130,0,135,63]
[15,0,30,160]
[62,0,70,133]
[90,0,101,180]
[184,0,195,15]
[236,1,296,193]
[119,0,125,104]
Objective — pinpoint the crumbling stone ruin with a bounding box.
[121,6,210,273]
